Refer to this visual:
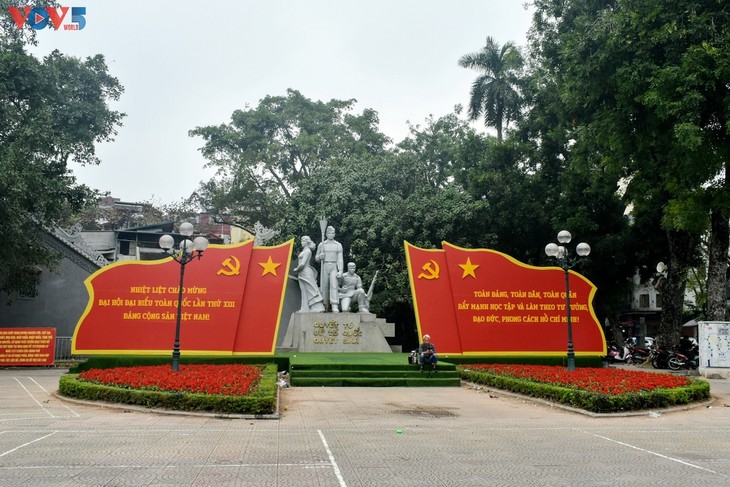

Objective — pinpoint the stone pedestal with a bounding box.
[280,311,395,353]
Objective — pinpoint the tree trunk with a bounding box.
[609,320,624,346]
[657,230,694,348]
[707,208,729,321]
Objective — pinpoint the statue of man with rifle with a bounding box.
[338,262,377,313]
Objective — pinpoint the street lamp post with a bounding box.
[158,222,209,371]
[545,230,591,371]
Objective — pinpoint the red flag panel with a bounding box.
[404,242,462,354]
[405,241,606,357]
[232,240,294,354]
[442,242,605,355]
[73,241,256,355]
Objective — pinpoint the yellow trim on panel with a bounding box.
[78,349,234,356]
[460,351,605,357]
[267,239,294,354]
[72,240,256,355]
[443,241,607,356]
[404,241,445,344]
[231,351,278,356]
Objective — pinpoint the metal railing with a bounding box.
[55,336,74,361]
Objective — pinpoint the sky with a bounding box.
[29,1,534,205]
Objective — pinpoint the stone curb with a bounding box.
[52,387,280,420]
[462,380,716,417]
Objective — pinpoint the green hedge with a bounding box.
[59,364,278,415]
[441,355,604,367]
[458,368,710,414]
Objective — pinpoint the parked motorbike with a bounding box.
[606,344,632,364]
[678,341,699,370]
[686,345,699,369]
[666,351,693,371]
[626,344,651,365]
[650,346,673,369]
[651,346,695,370]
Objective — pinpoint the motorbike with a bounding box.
[606,343,632,364]
[666,351,693,370]
[626,344,651,365]
[686,345,699,369]
[650,346,673,369]
[678,343,699,370]
[651,346,694,371]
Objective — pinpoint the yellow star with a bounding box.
[459,257,479,279]
[259,256,281,277]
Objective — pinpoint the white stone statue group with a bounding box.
[292,226,370,313]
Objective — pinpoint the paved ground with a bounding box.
[1,368,729,487]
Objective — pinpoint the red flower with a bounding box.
[465,364,690,395]
[78,364,263,396]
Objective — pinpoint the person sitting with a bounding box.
[419,334,437,372]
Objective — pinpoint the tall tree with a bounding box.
[0,41,124,296]
[489,57,640,332]
[528,0,729,345]
[189,89,389,227]
[397,106,476,189]
[458,36,524,141]
[285,150,485,319]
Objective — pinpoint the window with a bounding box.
[655,293,662,308]
[639,294,650,308]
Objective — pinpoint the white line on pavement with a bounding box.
[318,429,348,487]
[0,432,56,458]
[0,416,54,424]
[27,377,52,394]
[0,462,334,470]
[13,377,54,418]
[29,376,80,417]
[584,431,727,477]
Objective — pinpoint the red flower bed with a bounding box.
[466,364,690,395]
[78,364,263,397]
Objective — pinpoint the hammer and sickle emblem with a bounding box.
[217,256,240,276]
[418,260,440,280]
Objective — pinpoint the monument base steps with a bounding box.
[288,353,460,387]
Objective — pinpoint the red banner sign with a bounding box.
[72,240,293,355]
[406,241,606,356]
[0,327,55,366]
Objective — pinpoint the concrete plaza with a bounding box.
[1,368,729,486]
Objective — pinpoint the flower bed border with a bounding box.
[59,364,278,416]
[458,367,710,413]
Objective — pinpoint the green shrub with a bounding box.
[458,368,710,413]
[59,364,278,415]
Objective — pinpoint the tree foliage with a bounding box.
[458,36,524,141]
[191,88,634,342]
[189,89,389,226]
[283,114,487,313]
[0,41,124,296]
[527,0,730,344]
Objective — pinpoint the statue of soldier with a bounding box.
[315,225,343,312]
[338,262,368,313]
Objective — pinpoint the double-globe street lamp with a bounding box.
[158,222,209,371]
[545,230,591,371]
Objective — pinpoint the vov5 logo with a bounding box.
[8,6,86,31]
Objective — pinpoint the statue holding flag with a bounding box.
[315,225,344,312]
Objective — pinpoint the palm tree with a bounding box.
[458,36,523,142]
